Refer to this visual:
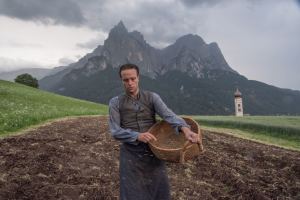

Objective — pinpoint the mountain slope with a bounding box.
[39,21,300,115]
[49,66,300,115]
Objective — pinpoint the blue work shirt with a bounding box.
[108,91,189,144]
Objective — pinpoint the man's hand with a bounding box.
[181,127,199,143]
[137,132,157,143]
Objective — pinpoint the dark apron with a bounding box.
[120,142,170,200]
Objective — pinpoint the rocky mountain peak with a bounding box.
[101,21,161,74]
[130,31,146,44]
[108,21,128,38]
[40,21,237,91]
[162,34,206,61]
[174,34,205,49]
[38,22,300,116]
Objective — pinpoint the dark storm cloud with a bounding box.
[0,0,86,26]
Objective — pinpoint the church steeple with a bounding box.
[234,88,242,97]
[234,88,243,117]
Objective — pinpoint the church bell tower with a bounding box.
[234,88,243,117]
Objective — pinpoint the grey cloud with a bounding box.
[76,37,103,49]
[0,57,47,73]
[1,0,299,90]
[179,0,222,7]
[0,41,43,48]
[107,0,300,90]
[179,0,266,8]
[0,0,86,26]
[82,0,204,48]
[58,57,75,66]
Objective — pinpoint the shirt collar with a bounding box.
[126,89,140,100]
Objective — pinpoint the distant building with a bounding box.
[234,88,243,117]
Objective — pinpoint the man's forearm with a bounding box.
[180,126,199,143]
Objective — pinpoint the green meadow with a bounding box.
[0,80,108,136]
[1,80,299,150]
[194,115,300,150]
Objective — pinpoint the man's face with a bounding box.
[120,68,139,96]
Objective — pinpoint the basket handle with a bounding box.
[180,141,204,164]
[197,142,204,152]
[180,140,192,164]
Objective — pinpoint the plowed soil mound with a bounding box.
[0,116,299,200]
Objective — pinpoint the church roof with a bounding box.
[234,88,242,97]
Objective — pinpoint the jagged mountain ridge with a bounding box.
[39,21,300,115]
[40,21,234,89]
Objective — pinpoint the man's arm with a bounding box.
[152,92,189,131]
[152,92,199,143]
[108,97,139,143]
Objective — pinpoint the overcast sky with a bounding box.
[0,0,299,90]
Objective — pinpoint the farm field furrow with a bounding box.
[0,116,299,199]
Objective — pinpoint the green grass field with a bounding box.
[1,80,299,150]
[193,115,300,150]
[0,80,108,136]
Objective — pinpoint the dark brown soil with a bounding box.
[0,116,299,200]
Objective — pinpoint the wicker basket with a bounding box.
[148,117,204,163]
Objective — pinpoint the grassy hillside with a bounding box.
[194,115,300,150]
[0,80,108,136]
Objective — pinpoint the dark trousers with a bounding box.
[119,142,170,200]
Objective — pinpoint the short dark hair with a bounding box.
[119,63,139,78]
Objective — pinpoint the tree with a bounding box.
[14,73,39,88]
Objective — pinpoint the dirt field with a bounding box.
[0,116,299,200]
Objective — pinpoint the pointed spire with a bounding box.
[234,88,242,97]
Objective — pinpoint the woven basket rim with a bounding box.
[148,117,200,151]
[148,141,194,151]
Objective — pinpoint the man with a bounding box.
[108,63,199,200]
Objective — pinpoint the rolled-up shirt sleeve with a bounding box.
[152,92,189,133]
[108,97,139,143]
